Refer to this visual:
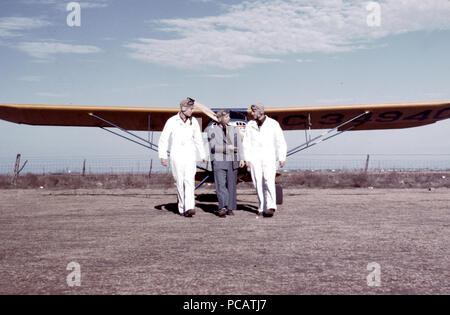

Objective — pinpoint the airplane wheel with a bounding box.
[276,184,283,205]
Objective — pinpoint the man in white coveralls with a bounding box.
[243,103,287,217]
[158,98,207,217]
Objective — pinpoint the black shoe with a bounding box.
[263,208,275,217]
[185,209,196,216]
[217,208,227,217]
[226,210,234,216]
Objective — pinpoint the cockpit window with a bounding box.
[229,110,247,121]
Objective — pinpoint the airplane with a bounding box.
[1,100,450,204]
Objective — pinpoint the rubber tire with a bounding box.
[276,184,283,205]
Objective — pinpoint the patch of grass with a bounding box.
[278,170,450,189]
[1,170,449,189]
[0,173,175,189]
[0,175,10,188]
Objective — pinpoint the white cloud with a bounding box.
[0,17,51,37]
[16,41,102,59]
[21,0,57,5]
[79,2,109,9]
[192,74,240,78]
[22,0,109,10]
[126,37,281,70]
[188,0,215,3]
[125,0,450,69]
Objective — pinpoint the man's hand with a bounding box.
[202,158,207,164]
[239,160,245,168]
[279,160,285,168]
[161,158,168,167]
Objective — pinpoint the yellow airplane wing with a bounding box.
[1,101,449,131]
[264,101,450,131]
[0,103,213,131]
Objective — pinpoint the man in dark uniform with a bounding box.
[207,110,245,217]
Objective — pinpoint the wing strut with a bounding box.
[195,174,211,190]
[89,113,159,153]
[90,112,208,188]
[287,111,370,157]
[148,114,155,151]
[304,113,312,143]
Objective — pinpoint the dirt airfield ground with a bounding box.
[0,186,449,295]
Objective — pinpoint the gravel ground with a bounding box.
[0,187,449,294]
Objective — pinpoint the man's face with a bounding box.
[251,108,264,120]
[181,105,194,117]
[219,114,230,125]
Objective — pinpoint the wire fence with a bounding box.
[1,154,450,175]
[285,155,450,171]
[0,155,168,175]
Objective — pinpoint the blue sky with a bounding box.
[1,0,450,167]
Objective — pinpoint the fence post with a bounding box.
[11,154,28,185]
[82,159,86,176]
[365,154,370,172]
[149,159,153,179]
[11,154,21,185]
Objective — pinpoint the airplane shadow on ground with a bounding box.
[236,204,259,214]
[154,202,179,215]
[196,193,217,202]
[155,193,258,216]
[195,194,259,216]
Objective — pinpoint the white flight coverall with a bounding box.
[158,114,206,214]
[243,117,287,213]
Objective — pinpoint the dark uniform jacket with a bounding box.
[207,124,243,170]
